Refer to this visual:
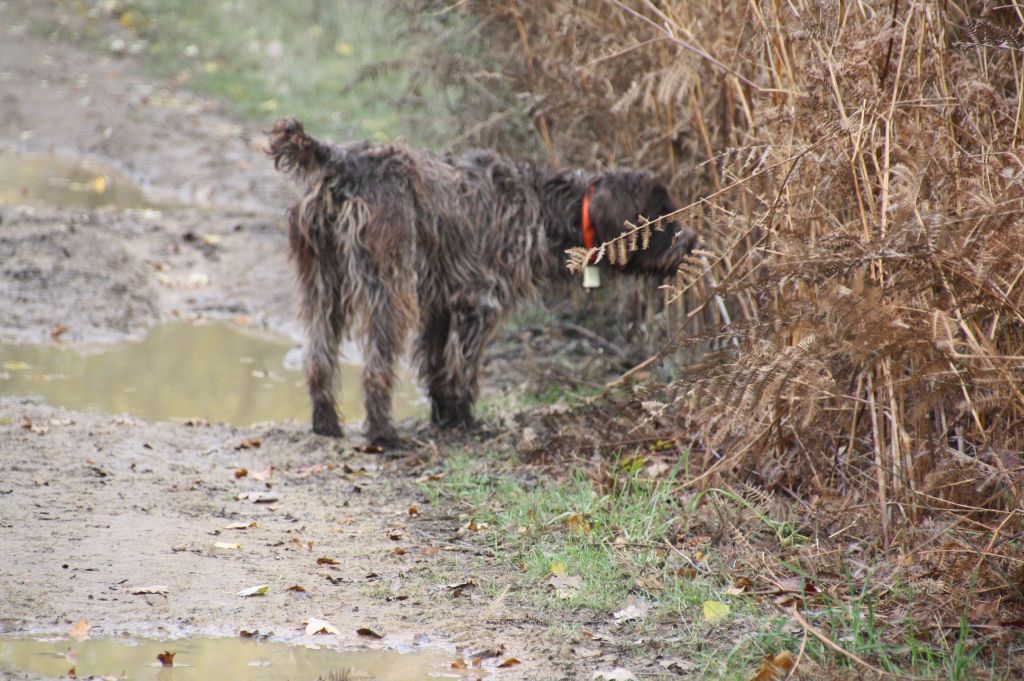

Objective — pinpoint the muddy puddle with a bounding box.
[0,149,159,210]
[0,322,422,426]
[0,635,463,681]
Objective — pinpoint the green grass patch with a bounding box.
[60,0,452,145]
[421,451,1016,680]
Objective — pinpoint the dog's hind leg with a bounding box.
[362,292,406,447]
[292,228,347,438]
[417,309,458,427]
[446,293,501,427]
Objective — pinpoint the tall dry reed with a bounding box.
[406,1,1024,531]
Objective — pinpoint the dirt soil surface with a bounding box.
[0,9,599,680]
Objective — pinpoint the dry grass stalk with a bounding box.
[406,0,1024,527]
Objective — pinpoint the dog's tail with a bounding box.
[267,117,333,183]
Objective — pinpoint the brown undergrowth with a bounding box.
[405,0,1024,675]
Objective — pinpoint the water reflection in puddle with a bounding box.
[0,635,461,681]
[0,322,421,426]
[0,149,159,210]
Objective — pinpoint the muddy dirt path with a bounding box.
[0,11,587,680]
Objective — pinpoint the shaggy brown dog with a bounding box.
[269,118,693,446]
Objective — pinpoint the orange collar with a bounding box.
[581,184,597,250]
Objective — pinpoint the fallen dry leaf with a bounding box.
[305,618,341,636]
[236,492,278,503]
[286,585,306,593]
[234,468,248,478]
[549,573,583,599]
[565,513,592,534]
[68,620,91,642]
[613,595,651,623]
[451,659,468,670]
[750,651,796,681]
[497,658,521,668]
[249,466,274,482]
[703,600,731,624]
[233,437,262,450]
[224,522,258,530]
[659,658,695,672]
[156,651,175,667]
[444,580,476,597]
[592,669,637,680]
[316,557,339,565]
[356,627,384,639]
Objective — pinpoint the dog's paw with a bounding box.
[367,429,407,451]
[312,403,343,438]
[312,417,343,438]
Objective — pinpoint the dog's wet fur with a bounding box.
[268,117,694,446]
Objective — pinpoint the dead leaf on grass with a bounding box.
[156,651,175,667]
[68,620,91,642]
[443,580,476,597]
[565,513,591,534]
[635,575,665,593]
[305,618,340,636]
[659,657,695,672]
[703,600,731,624]
[613,595,652,623]
[750,650,796,681]
[549,573,583,599]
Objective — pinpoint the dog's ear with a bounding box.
[588,171,677,241]
[588,170,689,275]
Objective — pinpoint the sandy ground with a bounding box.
[0,11,601,680]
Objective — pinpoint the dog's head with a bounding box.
[586,169,693,276]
